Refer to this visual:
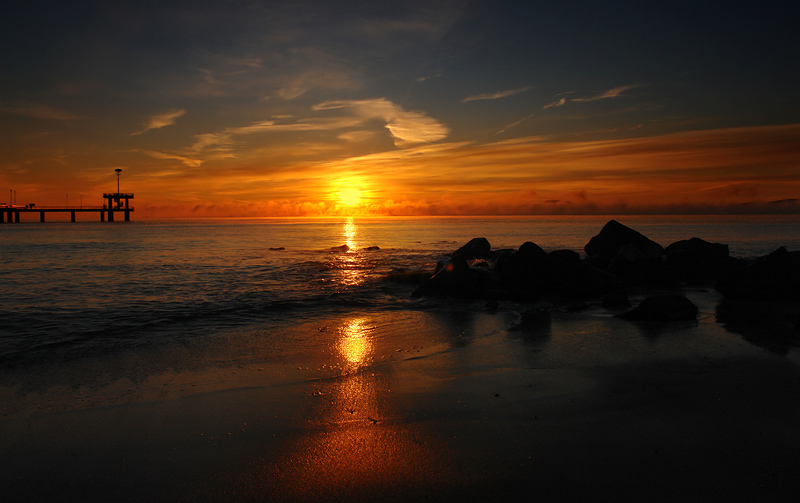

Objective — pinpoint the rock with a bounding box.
[268,247,285,251]
[553,262,622,298]
[365,246,380,251]
[666,237,729,258]
[716,299,800,355]
[715,247,800,300]
[331,244,350,252]
[585,220,664,268]
[615,294,698,321]
[607,245,676,288]
[665,237,740,283]
[547,249,580,267]
[496,242,550,293]
[602,289,631,309]
[386,270,432,285]
[583,220,671,287]
[411,257,504,299]
[452,237,492,260]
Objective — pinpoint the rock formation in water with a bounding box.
[409,219,800,310]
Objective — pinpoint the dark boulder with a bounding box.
[554,262,623,298]
[715,247,800,300]
[666,237,729,257]
[544,249,580,286]
[608,246,676,288]
[602,289,631,309]
[585,220,664,269]
[615,294,698,321]
[665,237,740,283]
[496,242,550,292]
[411,257,504,299]
[331,244,350,252]
[452,237,492,260]
[547,249,581,270]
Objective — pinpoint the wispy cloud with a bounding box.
[132,110,186,135]
[313,99,451,145]
[543,97,567,109]
[338,130,375,143]
[142,150,202,168]
[496,113,535,135]
[572,85,639,103]
[462,86,532,103]
[416,74,441,82]
[192,98,449,153]
[541,86,638,110]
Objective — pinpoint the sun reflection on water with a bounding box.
[335,217,368,287]
[343,217,358,250]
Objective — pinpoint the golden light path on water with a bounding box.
[337,217,366,287]
[343,217,358,250]
[225,219,461,498]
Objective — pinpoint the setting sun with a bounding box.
[339,188,361,206]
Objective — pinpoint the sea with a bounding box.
[2,215,800,371]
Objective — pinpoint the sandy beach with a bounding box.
[2,287,798,502]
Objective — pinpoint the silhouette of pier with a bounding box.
[1,193,134,223]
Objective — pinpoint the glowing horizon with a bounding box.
[2,2,798,218]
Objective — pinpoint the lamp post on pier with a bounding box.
[115,168,122,209]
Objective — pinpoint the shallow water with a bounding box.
[1,215,799,370]
[2,216,799,501]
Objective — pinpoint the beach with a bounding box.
[1,216,799,501]
[3,290,799,501]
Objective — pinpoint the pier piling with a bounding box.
[1,193,134,223]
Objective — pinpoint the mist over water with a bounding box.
[2,215,799,367]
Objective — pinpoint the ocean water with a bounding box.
[1,215,799,369]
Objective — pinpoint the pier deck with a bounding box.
[2,193,134,223]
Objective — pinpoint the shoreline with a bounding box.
[2,292,799,501]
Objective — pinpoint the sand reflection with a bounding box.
[338,318,372,366]
[235,316,453,500]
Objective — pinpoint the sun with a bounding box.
[339,188,361,206]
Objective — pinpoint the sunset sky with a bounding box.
[2,0,798,217]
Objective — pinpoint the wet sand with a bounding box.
[2,290,799,502]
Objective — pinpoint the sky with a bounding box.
[1,0,799,217]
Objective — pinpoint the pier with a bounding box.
[1,193,134,223]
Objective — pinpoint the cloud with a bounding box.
[142,150,202,168]
[496,113,534,135]
[543,97,567,109]
[416,74,441,82]
[462,86,532,103]
[540,86,637,110]
[307,123,800,214]
[132,110,186,135]
[572,85,639,102]
[338,130,375,142]
[192,98,449,152]
[313,99,449,146]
